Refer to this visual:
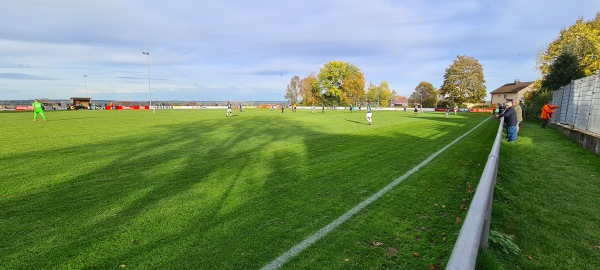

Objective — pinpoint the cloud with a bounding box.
[0,73,56,80]
[0,0,599,101]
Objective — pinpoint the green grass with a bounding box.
[484,121,600,270]
[1,109,501,269]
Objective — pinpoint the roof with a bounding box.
[490,81,533,94]
[392,96,408,104]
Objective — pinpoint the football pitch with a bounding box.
[1,109,497,269]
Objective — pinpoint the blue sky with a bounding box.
[1,0,599,102]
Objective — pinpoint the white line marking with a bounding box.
[261,117,491,270]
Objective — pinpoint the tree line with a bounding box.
[284,61,396,107]
[285,12,600,114]
[284,56,487,108]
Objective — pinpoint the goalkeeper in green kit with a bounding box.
[32,99,46,122]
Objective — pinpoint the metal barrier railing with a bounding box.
[446,117,504,269]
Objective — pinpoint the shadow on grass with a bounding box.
[345,119,369,125]
[0,113,495,269]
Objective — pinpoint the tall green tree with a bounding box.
[540,50,585,91]
[285,75,301,105]
[409,81,438,107]
[537,16,600,77]
[315,61,365,106]
[439,55,486,103]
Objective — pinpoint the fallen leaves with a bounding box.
[527,255,534,260]
[384,247,398,257]
[460,201,468,211]
[466,182,473,193]
[372,241,383,247]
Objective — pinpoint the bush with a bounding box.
[524,90,553,121]
[436,100,455,108]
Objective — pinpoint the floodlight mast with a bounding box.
[83,75,88,98]
[142,52,152,107]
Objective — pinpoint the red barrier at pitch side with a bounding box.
[115,106,150,110]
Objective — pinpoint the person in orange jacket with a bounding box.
[540,101,559,128]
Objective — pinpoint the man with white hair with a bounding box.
[512,100,523,132]
[497,102,518,142]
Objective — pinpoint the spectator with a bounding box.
[497,102,518,142]
[540,101,559,128]
[497,103,505,116]
[513,100,523,132]
[519,100,525,119]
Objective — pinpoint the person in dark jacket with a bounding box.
[497,102,518,142]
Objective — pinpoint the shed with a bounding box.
[70,97,92,110]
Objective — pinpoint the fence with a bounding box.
[446,117,504,269]
[552,71,600,135]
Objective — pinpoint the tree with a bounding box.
[527,14,600,120]
[439,55,486,104]
[364,81,393,107]
[409,81,438,107]
[341,71,366,106]
[299,73,320,106]
[366,83,378,105]
[540,50,584,91]
[378,81,393,107]
[315,61,365,106]
[537,16,600,77]
[285,75,301,105]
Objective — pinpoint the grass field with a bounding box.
[1,108,498,269]
[482,121,600,270]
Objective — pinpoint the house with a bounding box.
[392,96,408,107]
[489,80,533,105]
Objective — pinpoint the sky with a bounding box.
[1,0,599,102]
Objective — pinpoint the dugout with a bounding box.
[69,97,91,110]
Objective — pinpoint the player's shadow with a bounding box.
[345,119,368,125]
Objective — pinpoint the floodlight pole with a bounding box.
[142,51,152,107]
[83,75,88,98]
